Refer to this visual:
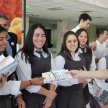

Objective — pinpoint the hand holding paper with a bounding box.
[42,69,73,83]
[0,55,17,79]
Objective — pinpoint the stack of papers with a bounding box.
[0,55,18,77]
[42,69,73,83]
[88,79,108,104]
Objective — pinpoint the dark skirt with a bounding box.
[83,84,91,105]
[55,84,86,108]
[0,95,15,108]
[22,84,55,108]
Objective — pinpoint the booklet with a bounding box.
[0,55,18,79]
[88,79,108,104]
[42,69,73,83]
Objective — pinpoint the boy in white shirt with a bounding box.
[71,13,97,50]
[94,28,108,64]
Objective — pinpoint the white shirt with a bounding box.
[15,48,56,93]
[0,81,21,95]
[0,54,21,96]
[71,26,80,33]
[53,52,81,86]
[94,40,108,58]
[98,57,106,82]
[98,57,106,70]
[105,38,108,47]
[78,48,96,71]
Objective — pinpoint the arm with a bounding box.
[95,58,100,63]
[68,69,108,79]
[89,51,96,71]
[20,77,45,90]
[89,42,97,51]
[15,52,42,93]
[43,52,57,108]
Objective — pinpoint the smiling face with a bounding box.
[0,31,7,52]
[78,31,87,47]
[66,34,78,53]
[32,27,46,51]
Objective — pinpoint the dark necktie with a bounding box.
[36,51,43,58]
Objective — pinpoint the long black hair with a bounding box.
[20,24,48,63]
[76,28,92,61]
[58,31,79,60]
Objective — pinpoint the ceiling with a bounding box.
[26,0,108,27]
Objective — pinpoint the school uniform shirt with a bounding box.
[105,38,108,47]
[98,57,106,70]
[98,56,108,82]
[15,48,56,93]
[98,57,107,82]
[71,25,80,33]
[94,40,108,58]
[0,54,21,96]
[53,52,81,86]
[0,81,21,95]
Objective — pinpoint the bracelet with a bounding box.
[29,80,32,85]
[16,95,23,100]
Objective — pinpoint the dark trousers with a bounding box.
[89,95,101,108]
[0,95,15,108]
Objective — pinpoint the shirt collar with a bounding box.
[7,34,11,40]
[64,51,80,59]
[34,48,43,53]
[76,25,80,30]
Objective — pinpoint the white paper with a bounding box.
[88,79,108,104]
[0,55,18,78]
[42,69,73,83]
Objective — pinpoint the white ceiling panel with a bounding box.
[26,0,108,26]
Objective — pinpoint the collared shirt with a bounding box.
[98,57,106,70]
[71,25,80,33]
[98,57,106,82]
[33,48,49,58]
[105,38,108,47]
[15,48,56,93]
[6,34,13,57]
[94,40,108,58]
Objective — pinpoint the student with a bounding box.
[71,13,97,50]
[76,28,96,105]
[53,31,86,108]
[94,28,108,64]
[0,25,45,108]
[0,14,18,57]
[15,24,57,108]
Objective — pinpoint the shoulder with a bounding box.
[54,55,65,62]
[71,26,79,33]
[15,51,24,60]
[71,28,76,32]
[98,57,106,65]
[8,32,17,40]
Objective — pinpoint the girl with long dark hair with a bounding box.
[15,24,57,108]
[76,28,96,105]
[53,31,86,108]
